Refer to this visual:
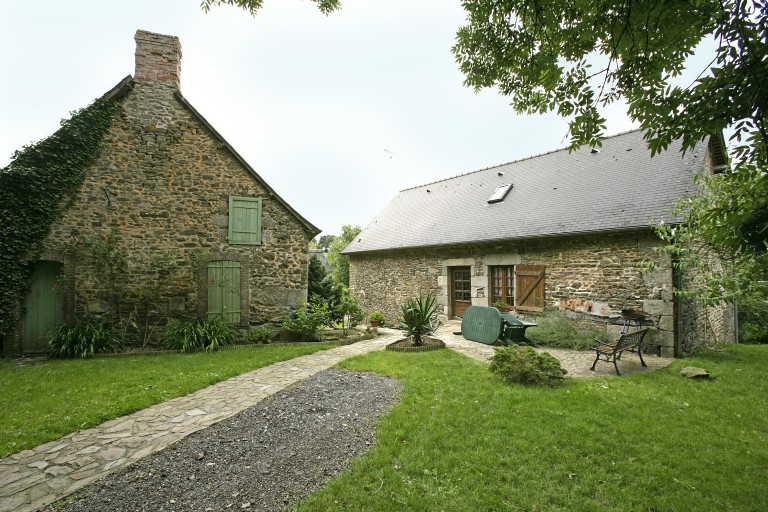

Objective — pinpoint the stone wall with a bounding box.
[673,139,736,353]
[28,80,312,344]
[677,250,735,354]
[349,231,680,356]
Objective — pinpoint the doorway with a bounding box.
[450,266,472,318]
[22,261,64,353]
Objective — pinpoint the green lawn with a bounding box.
[300,344,768,512]
[0,344,334,457]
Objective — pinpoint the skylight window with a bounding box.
[488,183,513,204]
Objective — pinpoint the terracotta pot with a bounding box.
[371,320,380,328]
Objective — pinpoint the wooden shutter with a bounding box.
[207,261,241,323]
[514,265,545,312]
[228,196,262,245]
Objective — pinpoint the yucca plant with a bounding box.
[46,318,117,358]
[165,316,238,352]
[400,293,439,346]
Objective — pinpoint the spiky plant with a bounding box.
[400,293,439,346]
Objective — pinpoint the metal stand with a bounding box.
[619,309,648,355]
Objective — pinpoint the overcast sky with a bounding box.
[0,1,716,236]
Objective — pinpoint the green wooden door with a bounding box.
[207,261,241,323]
[22,261,64,353]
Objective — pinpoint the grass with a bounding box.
[299,344,768,511]
[0,343,334,457]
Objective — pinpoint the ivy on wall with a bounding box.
[0,96,120,336]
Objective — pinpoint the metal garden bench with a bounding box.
[590,328,648,376]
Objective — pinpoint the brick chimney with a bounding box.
[134,30,182,89]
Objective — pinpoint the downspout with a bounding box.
[673,258,683,357]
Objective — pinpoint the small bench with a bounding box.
[590,329,648,376]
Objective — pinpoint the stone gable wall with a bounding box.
[36,82,311,341]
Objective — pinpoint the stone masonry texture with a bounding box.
[349,230,732,357]
[10,31,316,353]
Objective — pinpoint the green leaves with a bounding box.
[399,293,439,346]
[489,345,567,385]
[0,96,119,335]
[164,317,238,352]
[282,302,331,341]
[453,0,765,155]
[326,224,362,287]
[46,318,117,359]
[454,0,768,303]
[200,0,341,17]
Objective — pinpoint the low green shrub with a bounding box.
[282,302,330,341]
[244,326,275,344]
[369,311,385,325]
[525,309,611,350]
[46,318,117,358]
[337,293,365,336]
[490,345,567,385]
[165,317,238,352]
[400,293,439,346]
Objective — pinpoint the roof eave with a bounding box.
[103,75,134,101]
[173,91,321,237]
[343,224,671,256]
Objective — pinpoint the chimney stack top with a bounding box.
[134,30,182,89]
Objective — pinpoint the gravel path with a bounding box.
[44,369,401,512]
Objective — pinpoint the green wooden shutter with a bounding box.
[228,196,262,245]
[207,261,241,323]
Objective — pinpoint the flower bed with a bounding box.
[386,336,445,353]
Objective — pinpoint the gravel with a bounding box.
[46,369,401,512]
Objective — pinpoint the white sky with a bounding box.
[0,0,716,236]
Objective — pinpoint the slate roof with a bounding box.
[308,249,332,273]
[344,130,720,255]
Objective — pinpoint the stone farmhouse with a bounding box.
[344,130,734,356]
[6,30,320,355]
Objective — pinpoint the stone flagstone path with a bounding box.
[0,334,397,512]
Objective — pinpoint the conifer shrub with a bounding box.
[490,346,567,385]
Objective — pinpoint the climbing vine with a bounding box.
[0,96,120,336]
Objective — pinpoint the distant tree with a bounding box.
[316,234,336,252]
[326,224,362,287]
[307,255,328,301]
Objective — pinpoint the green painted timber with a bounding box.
[499,312,539,346]
[461,306,504,345]
[207,261,241,323]
[22,261,64,353]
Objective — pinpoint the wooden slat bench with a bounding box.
[590,329,648,376]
